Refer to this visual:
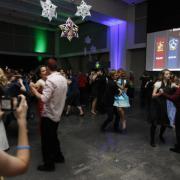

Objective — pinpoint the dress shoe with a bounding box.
[37,164,55,171]
[174,144,180,149]
[150,141,156,147]
[170,148,180,153]
[54,156,65,163]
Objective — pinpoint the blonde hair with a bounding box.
[0,68,8,86]
[108,70,116,78]
[117,69,127,79]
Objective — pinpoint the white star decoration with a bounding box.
[40,0,57,22]
[59,17,79,41]
[75,0,92,20]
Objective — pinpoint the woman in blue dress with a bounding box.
[113,70,130,133]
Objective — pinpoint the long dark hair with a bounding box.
[37,65,46,79]
[159,69,170,80]
[159,69,171,86]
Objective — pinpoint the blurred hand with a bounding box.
[118,88,122,95]
[30,84,37,95]
[29,82,34,87]
[159,88,164,94]
[156,92,161,96]
[0,108,4,120]
[18,78,23,84]
[14,95,28,125]
[29,82,37,89]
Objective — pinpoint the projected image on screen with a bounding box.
[146,28,180,71]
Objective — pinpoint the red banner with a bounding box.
[154,37,166,69]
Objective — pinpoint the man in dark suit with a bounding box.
[101,71,121,133]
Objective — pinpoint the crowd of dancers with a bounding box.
[0,58,180,174]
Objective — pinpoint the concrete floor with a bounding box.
[6,102,180,180]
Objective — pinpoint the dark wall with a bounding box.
[0,54,42,71]
[59,53,110,73]
[0,21,55,55]
[135,2,147,43]
[147,0,180,33]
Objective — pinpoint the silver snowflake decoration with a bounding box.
[59,17,79,41]
[75,0,92,20]
[84,36,91,44]
[90,45,96,53]
[40,0,57,22]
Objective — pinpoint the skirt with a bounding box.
[148,97,170,126]
[0,120,9,151]
[113,92,130,108]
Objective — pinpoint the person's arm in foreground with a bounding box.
[0,95,30,177]
[161,88,180,102]
[30,79,53,102]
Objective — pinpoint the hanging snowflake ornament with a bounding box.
[40,0,57,22]
[75,0,92,20]
[90,45,96,53]
[84,36,91,44]
[59,17,79,41]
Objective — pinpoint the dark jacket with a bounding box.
[103,78,119,107]
[163,87,180,110]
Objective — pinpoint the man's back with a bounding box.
[42,72,67,122]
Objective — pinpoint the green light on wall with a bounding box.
[34,29,47,53]
[95,61,100,69]
[37,56,43,62]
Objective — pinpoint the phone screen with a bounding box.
[1,97,13,111]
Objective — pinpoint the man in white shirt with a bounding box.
[30,58,67,171]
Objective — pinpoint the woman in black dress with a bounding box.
[65,74,84,116]
[150,69,177,147]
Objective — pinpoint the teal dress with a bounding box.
[113,79,130,108]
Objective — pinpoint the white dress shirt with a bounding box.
[41,72,67,122]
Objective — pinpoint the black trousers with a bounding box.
[101,107,120,131]
[41,117,63,166]
[150,124,166,144]
[175,110,180,149]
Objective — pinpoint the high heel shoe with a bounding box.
[159,136,166,144]
[79,113,84,116]
[91,111,96,115]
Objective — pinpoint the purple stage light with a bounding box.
[107,20,127,70]
[88,12,127,70]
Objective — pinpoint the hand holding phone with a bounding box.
[0,96,21,112]
[14,95,28,123]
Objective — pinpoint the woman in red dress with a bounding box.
[30,66,47,134]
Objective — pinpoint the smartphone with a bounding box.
[0,96,21,112]
[0,96,14,111]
